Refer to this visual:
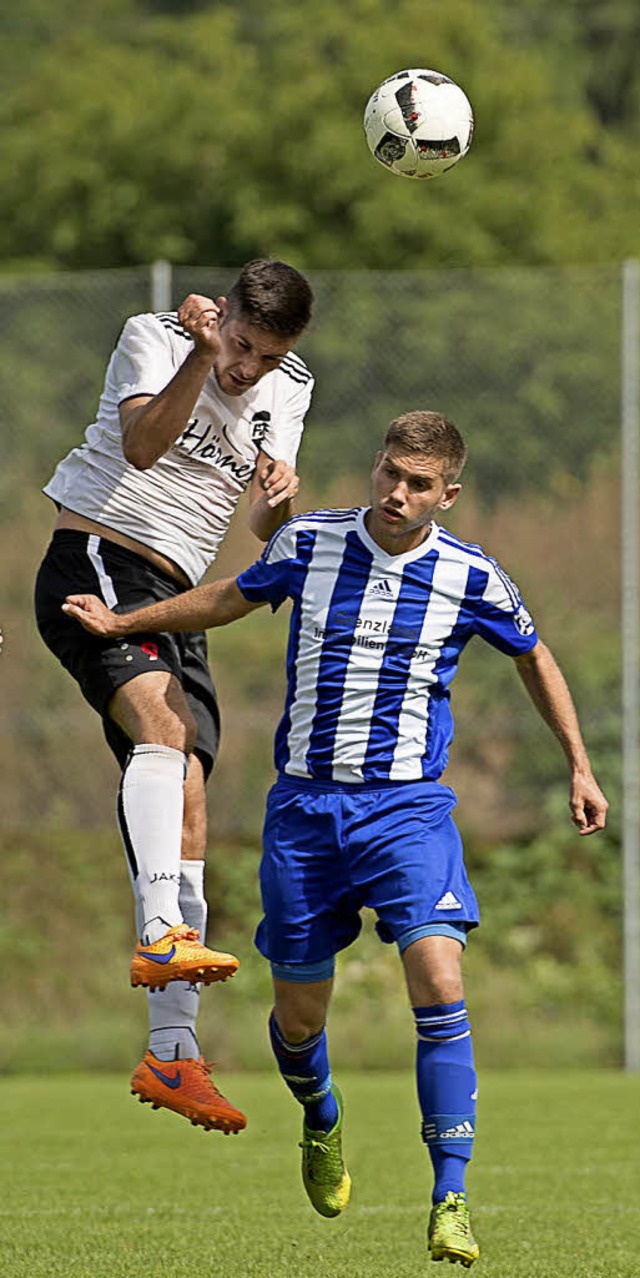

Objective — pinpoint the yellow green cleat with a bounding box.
[428,1192,479,1267]
[300,1085,352,1218]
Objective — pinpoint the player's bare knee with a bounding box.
[402,935,464,1007]
[109,674,197,754]
[163,679,198,752]
[273,989,328,1043]
[427,972,464,1005]
[276,1008,325,1043]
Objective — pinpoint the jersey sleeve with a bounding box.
[260,364,314,466]
[236,519,301,610]
[470,558,539,655]
[111,314,179,404]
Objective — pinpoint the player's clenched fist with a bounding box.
[177,294,223,357]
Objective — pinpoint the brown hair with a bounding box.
[226,259,313,337]
[383,410,467,483]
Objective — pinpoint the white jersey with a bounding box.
[44,311,314,584]
[237,508,538,784]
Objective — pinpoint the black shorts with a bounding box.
[34,530,220,777]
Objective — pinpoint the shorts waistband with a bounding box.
[50,529,187,590]
[274,772,450,796]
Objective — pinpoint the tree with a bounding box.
[1,0,639,270]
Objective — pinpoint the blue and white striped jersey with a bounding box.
[237,507,538,785]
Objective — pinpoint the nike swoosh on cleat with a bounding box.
[147,1063,182,1089]
[138,945,177,965]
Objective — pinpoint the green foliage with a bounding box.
[290,266,621,495]
[1,0,640,269]
[0,12,254,267]
[0,810,624,1072]
[0,271,149,515]
[0,264,622,523]
[499,0,640,130]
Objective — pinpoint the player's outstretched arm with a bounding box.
[62,577,261,637]
[513,641,608,836]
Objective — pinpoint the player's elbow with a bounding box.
[122,438,157,470]
[514,639,546,668]
[513,640,555,686]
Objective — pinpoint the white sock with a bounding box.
[117,744,186,945]
[178,858,208,939]
[148,859,207,1062]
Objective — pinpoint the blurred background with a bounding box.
[0,0,638,1075]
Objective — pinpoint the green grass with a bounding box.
[0,1070,638,1278]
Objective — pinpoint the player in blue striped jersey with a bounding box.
[64,409,608,1267]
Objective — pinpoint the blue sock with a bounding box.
[269,1012,339,1133]
[413,1001,477,1204]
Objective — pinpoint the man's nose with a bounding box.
[390,480,408,503]
[239,359,260,382]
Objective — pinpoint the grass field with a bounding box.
[1,1070,638,1278]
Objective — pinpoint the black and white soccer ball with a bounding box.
[364,68,474,180]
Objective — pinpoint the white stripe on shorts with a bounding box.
[87,535,119,608]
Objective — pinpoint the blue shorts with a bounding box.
[254,775,479,974]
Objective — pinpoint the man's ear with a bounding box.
[439,483,462,511]
[216,295,228,320]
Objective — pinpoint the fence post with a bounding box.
[150,259,172,312]
[622,257,640,1072]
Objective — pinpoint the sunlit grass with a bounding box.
[1,1070,638,1277]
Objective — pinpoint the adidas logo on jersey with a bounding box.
[368,577,396,599]
[435,890,462,910]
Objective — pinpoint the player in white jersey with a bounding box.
[63,410,608,1266]
[35,259,314,1135]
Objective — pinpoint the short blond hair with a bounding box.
[383,411,467,483]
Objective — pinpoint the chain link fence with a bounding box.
[0,262,625,497]
[0,261,624,497]
[0,260,638,1068]
[0,261,630,831]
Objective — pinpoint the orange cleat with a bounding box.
[131,1051,247,1134]
[130,924,239,991]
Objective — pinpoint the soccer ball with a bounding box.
[364,69,474,180]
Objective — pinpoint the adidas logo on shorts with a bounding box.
[435,890,462,910]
